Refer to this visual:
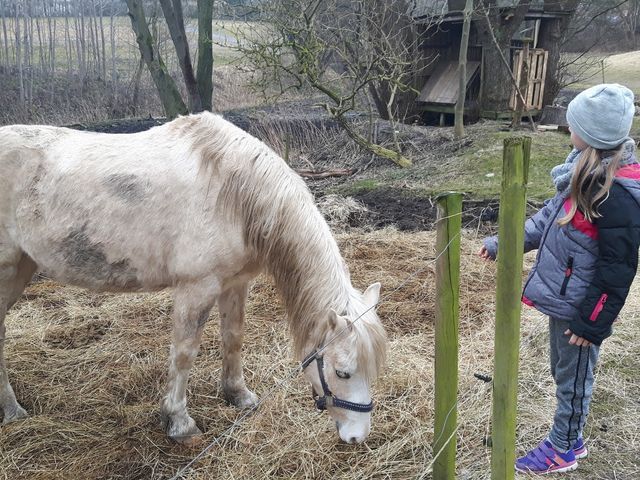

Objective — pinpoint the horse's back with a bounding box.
[0,117,249,293]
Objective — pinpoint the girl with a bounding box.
[480,84,639,474]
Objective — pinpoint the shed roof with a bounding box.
[413,1,573,24]
[412,0,544,17]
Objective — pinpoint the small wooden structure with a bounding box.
[413,3,572,122]
[508,48,548,111]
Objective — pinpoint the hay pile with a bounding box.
[1,230,638,479]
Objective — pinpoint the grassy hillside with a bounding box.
[569,50,640,95]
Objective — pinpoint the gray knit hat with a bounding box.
[566,83,635,150]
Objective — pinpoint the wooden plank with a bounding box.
[536,50,548,109]
[526,54,535,109]
[529,52,542,109]
[418,61,480,104]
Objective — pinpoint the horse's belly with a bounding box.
[14,197,177,293]
[23,234,170,293]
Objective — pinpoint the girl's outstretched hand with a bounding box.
[478,245,494,261]
[564,329,592,347]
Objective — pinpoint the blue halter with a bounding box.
[302,351,374,413]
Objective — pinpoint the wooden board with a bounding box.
[509,49,548,111]
[418,61,481,105]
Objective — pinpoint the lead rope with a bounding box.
[169,210,478,479]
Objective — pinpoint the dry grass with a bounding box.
[1,230,638,479]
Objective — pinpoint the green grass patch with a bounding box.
[423,128,570,201]
[460,131,566,201]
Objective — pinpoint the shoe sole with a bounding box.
[574,447,588,460]
[516,462,578,475]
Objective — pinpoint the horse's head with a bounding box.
[302,282,387,444]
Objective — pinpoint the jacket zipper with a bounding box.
[589,293,608,322]
[559,256,574,296]
[521,199,566,299]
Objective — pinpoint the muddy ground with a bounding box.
[337,189,500,231]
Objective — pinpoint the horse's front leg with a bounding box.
[1,251,37,425]
[218,284,258,408]
[161,285,217,444]
[0,304,28,425]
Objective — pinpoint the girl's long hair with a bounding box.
[558,145,624,225]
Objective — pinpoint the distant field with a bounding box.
[566,50,640,94]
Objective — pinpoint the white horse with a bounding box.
[0,112,387,444]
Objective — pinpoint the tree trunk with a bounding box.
[25,5,33,107]
[15,2,24,106]
[78,3,87,81]
[35,13,44,73]
[1,7,9,67]
[125,0,188,118]
[45,0,55,76]
[110,0,117,102]
[334,114,412,168]
[196,0,213,111]
[455,0,472,138]
[87,7,97,76]
[64,12,72,79]
[475,0,530,114]
[512,40,529,128]
[537,0,579,107]
[98,7,107,80]
[131,55,145,115]
[74,11,86,82]
[159,0,202,112]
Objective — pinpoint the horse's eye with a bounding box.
[335,370,351,379]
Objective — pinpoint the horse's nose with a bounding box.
[347,434,366,444]
[337,421,369,443]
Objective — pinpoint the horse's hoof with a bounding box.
[225,389,259,409]
[165,414,203,445]
[171,431,204,447]
[2,405,28,425]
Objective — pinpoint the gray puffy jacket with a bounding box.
[484,164,640,345]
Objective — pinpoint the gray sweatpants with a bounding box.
[548,317,600,452]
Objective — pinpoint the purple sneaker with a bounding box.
[515,439,578,474]
[572,437,588,459]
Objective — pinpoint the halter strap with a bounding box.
[302,351,374,414]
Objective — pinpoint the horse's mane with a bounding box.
[171,112,386,380]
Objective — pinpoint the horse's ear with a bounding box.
[363,282,381,308]
[328,310,352,332]
[328,309,339,330]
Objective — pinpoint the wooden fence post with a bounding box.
[433,192,462,480]
[490,137,531,480]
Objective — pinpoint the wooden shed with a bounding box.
[413,1,574,123]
